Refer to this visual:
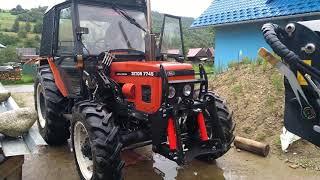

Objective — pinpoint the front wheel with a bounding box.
[71,101,124,180]
[198,93,235,161]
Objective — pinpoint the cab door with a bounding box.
[159,14,186,62]
[54,5,81,97]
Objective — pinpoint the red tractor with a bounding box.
[35,0,235,179]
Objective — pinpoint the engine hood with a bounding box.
[110,61,194,74]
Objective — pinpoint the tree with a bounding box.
[16,5,24,12]
[25,21,31,32]
[17,30,27,38]
[12,19,20,32]
[16,6,48,22]
[33,21,43,33]
[10,5,26,15]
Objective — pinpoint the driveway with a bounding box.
[4,84,34,93]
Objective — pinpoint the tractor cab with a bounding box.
[40,0,191,98]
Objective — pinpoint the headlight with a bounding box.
[183,84,192,96]
[168,86,176,99]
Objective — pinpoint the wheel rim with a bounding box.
[36,83,46,128]
[74,121,93,180]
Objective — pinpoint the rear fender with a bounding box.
[47,57,69,97]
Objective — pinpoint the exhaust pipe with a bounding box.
[145,0,156,61]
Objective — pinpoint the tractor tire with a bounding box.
[34,65,70,145]
[198,93,235,161]
[71,101,124,180]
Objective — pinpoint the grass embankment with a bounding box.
[0,12,35,31]
[0,12,39,47]
[209,60,320,170]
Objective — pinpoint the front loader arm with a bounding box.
[259,22,320,147]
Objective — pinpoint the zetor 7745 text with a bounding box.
[34,0,235,179]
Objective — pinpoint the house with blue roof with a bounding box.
[192,0,320,68]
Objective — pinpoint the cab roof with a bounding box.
[46,0,146,13]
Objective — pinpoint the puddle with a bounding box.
[124,147,225,180]
[22,144,320,180]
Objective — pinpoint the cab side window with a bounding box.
[57,7,74,54]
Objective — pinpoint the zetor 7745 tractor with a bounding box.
[35,0,235,179]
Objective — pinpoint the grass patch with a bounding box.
[0,12,17,31]
[231,84,243,94]
[271,73,284,92]
[0,12,36,32]
[256,133,267,142]
[243,126,253,134]
[192,62,215,73]
[0,74,34,85]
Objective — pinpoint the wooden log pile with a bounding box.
[0,68,22,81]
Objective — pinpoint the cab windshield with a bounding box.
[78,4,147,55]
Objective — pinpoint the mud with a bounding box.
[22,145,320,180]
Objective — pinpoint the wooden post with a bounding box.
[234,136,270,157]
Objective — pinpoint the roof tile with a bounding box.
[192,0,320,27]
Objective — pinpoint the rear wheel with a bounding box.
[34,65,70,145]
[72,101,124,180]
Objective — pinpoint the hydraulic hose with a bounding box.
[262,23,320,82]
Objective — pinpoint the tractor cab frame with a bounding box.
[40,0,186,97]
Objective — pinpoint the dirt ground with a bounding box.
[210,62,320,170]
[10,72,320,179]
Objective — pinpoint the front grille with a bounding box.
[142,85,151,103]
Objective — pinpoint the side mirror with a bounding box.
[76,27,89,35]
[76,27,89,41]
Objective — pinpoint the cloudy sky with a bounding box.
[0,0,212,18]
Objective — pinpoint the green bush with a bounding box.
[23,38,38,48]
[34,35,40,42]
[17,30,27,38]
[0,33,19,46]
[33,21,42,33]
[241,56,252,64]
[0,47,18,64]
